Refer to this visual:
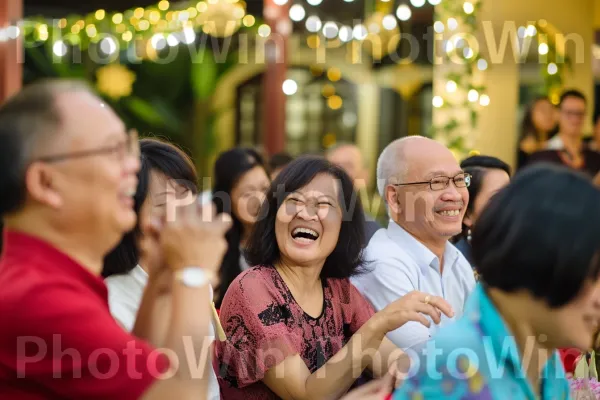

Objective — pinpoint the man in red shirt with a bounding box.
[0,80,230,399]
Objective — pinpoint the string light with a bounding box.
[468,89,479,102]
[547,63,558,75]
[53,40,67,56]
[58,19,67,29]
[396,5,412,21]
[433,21,444,33]
[258,24,271,37]
[382,15,397,30]
[134,7,145,19]
[410,0,425,7]
[352,24,367,40]
[86,24,97,38]
[197,1,208,11]
[327,95,343,110]
[243,15,256,27]
[306,16,322,33]
[289,4,306,22]
[158,0,170,10]
[477,59,488,70]
[538,43,549,55]
[479,94,490,106]
[447,18,458,31]
[446,80,457,93]
[282,79,298,95]
[463,2,474,14]
[338,26,352,42]
[432,96,444,108]
[95,9,106,20]
[112,13,123,24]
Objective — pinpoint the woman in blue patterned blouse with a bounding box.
[393,164,600,400]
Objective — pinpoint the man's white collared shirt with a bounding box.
[352,221,476,350]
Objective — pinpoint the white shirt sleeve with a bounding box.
[354,258,431,350]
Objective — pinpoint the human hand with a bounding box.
[372,291,454,334]
[339,373,394,400]
[160,201,231,284]
[593,171,600,187]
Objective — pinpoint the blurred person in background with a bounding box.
[216,156,452,400]
[517,96,557,169]
[212,147,270,308]
[269,151,294,180]
[353,136,476,351]
[326,143,381,242]
[529,90,600,176]
[392,164,600,399]
[0,80,230,399]
[103,138,221,400]
[453,155,511,268]
[590,113,600,152]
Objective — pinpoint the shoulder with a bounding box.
[228,265,278,294]
[326,278,362,303]
[220,265,285,313]
[363,234,418,275]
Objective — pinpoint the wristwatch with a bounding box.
[174,267,211,288]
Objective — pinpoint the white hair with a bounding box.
[376,136,427,199]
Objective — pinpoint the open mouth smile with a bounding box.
[291,227,320,243]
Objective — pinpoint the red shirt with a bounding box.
[0,231,168,399]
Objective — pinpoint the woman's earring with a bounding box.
[467,229,472,243]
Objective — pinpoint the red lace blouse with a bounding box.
[215,265,375,399]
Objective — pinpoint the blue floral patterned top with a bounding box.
[392,284,571,400]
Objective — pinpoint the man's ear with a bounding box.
[24,163,63,209]
[385,185,401,216]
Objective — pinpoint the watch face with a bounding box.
[183,268,208,287]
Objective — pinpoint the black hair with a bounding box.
[472,163,600,308]
[102,138,198,278]
[269,152,294,173]
[212,147,268,307]
[519,96,556,143]
[454,156,511,242]
[245,156,367,279]
[559,89,587,107]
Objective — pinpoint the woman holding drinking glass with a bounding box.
[215,156,452,400]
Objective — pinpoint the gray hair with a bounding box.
[0,79,93,215]
[376,136,426,199]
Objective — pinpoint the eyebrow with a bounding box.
[424,170,464,179]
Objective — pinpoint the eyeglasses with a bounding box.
[392,172,471,191]
[561,110,586,119]
[36,129,140,163]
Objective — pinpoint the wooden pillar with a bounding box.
[262,0,291,156]
[0,0,22,102]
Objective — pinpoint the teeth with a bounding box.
[439,210,460,217]
[292,227,319,239]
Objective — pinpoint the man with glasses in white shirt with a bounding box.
[352,136,476,351]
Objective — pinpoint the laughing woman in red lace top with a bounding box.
[215,156,453,400]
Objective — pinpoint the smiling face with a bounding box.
[36,90,139,247]
[231,165,270,228]
[275,173,342,268]
[464,168,510,229]
[387,139,469,245]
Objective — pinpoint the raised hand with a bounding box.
[372,291,454,334]
[160,201,232,285]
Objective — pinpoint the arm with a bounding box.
[261,293,453,400]
[137,204,231,399]
[141,282,212,400]
[262,316,388,400]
